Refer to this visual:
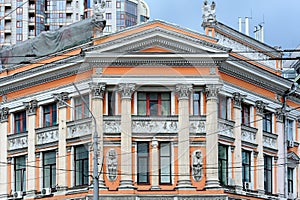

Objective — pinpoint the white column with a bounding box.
[232,93,244,190]
[24,100,38,197]
[89,82,107,189]
[0,107,9,198]
[118,83,135,190]
[275,109,284,198]
[151,137,160,190]
[255,100,267,193]
[175,84,195,190]
[205,84,221,189]
[56,92,69,191]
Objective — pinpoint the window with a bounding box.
[106,1,112,8]
[242,151,251,187]
[106,13,112,20]
[15,156,26,192]
[159,142,171,184]
[43,151,56,188]
[288,168,294,194]
[15,111,26,133]
[218,95,228,119]
[107,91,115,116]
[241,103,250,126]
[264,155,272,194]
[193,92,201,115]
[75,145,89,186]
[16,34,23,41]
[138,92,171,116]
[287,119,294,141]
[74,95,89,120]
[116,1,121,8]
[137,142,149,184]
[43,103,57,127]
[263,112,272,133]
[218,144,228,185]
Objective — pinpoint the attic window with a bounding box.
[208,30,213,37]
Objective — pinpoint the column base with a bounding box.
[175,180,195,190]
[150,186,161,190]
[205,179,220,190]
[118,180,135,190]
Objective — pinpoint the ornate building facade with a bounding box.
[0,1,299,200]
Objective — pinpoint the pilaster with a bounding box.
[89,82,107,189]
[175,84,195,190]
[0,107,9,198]
[255,100,267,193]
[275,108,284,198]
[118,83,135,190]
[150,137,160,190]
[24,100,38,196]
[205,84,221,189]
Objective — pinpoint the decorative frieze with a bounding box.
[106,149,118,181]
[36,129,59,145]
[54,92,69,108]
[175,84,193,100]
[255,100,268,116]
[218,119,234,138]
[118,83,135,99]
[89,82,106,99]
[190,120,206,134]
[232,92,246,109]
[205,84,221,100]
[67,121,91,138]
[263,134,277,149]
[24,99,38,115]
[132,120,178,134]
[8,135,28,150]
[0,107,9,122]
[104,120,121,134]
[241,125,257,144]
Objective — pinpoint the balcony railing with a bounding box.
[8,132,28,151]
[35,125,59,145]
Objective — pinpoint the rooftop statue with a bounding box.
[202,0,216,24]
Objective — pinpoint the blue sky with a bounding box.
[146,0,300,50]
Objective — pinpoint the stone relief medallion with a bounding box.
[106,149,118,181]
[192,150,203,182]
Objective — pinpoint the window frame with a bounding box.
[137,142,149,184]
[218,144,228,186]
[74,145,89,186]
[241,103,250,126]
[14,156,26,192]
[287,119,294,141]
[264,155,272,194]
[218,95,228,120]
[74,94,90,120]
[43,103,57,127]
[107,91,115,116]
[242,150,251,187]
[14,111,27,134]
[263,112,272,133]
[159,142,172,184]
[288,167,294,194]
[193,91,201,116]
[137,92,171,116]
[43,151,56,188]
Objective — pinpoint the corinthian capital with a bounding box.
[0,107,9,122]
[24,99,38,115]
[89,82,106,99]
[205,84,221,100]
[255,100,268,116]
[118,83,135,99]
[54,92,69,108]
[175,84,193,100]
[232,92,246,109]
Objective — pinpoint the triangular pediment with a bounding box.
[89,20,230,55]
[287,151,300,161]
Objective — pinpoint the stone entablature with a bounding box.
[67,118,92,139]
[8,132,28,151]
[241,125,257,144]
[36,126,59,145]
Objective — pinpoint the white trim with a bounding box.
[70,146,75,187]
[133,92,137,115]
[171,92,175,115]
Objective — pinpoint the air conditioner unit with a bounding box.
[244,182,251,190]
[41,187,52,195]
[13,191,23,199]
[287,140,294,148]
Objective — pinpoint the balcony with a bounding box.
[67,118,92,139]
[35,125,59,146]
[218,118,235,140]
[8,132,28,151]
[241,124,257,145]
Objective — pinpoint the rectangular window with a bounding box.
[159,142,171,184]
[137,142,149,184]
[218,144,228,185]
[15,156,26,192]
[106,13,112,20]
[43,151,56,188]
[74,95,90,120]
[288,168,293,193]
[43,103,57,127]
[15,111,26,133]
[264,155,272,194]
[75,145,89,186]
[218,95,228,119]
[287,119,294,141]
[116,1,121,8]
[193,92,201,115]
[263,112,272,133]
[16,34,23,41]
[242,151,251,187]
[108,91,115,116]
[241,103,250,126]
[138,92,171,116]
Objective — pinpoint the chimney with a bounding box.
[245,17,249,36]
[259,24,264,43]
[238,17,242,32]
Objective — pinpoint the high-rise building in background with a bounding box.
[0,0,149,46]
